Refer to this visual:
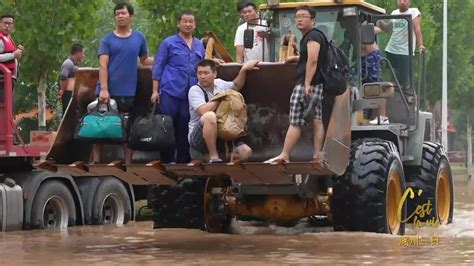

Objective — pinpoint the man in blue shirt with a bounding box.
[151,11,206,163]
[92,2,153,164]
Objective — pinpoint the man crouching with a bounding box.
[188,59,259,163]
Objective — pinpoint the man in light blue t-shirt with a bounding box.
[92,2,153,164]
[188,59,258,163]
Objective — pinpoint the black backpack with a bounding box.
[314,29,350,96]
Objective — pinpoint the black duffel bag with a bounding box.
[128,103,175,151]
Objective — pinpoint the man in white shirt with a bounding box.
[234,2,270,63]
[188,59,258,163]
[385,0,425,98]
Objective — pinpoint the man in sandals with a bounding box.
[188,59,258,163]
[265,6,327,164]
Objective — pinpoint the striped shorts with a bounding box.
[289,84,323,126]
[189,120,246,159]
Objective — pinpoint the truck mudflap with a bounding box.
[36,159,336,185]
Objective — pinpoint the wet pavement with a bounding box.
[0,172,472,265]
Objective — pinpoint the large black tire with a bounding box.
[30,180,77,229]
[332,139,406,235]
[91,177,132,225]
[406,142,454,225]
[151,178,206,229]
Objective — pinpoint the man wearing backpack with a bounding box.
[188,59,258,163]
[265,6,327,164]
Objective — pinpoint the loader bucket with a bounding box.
[45,63,350,185]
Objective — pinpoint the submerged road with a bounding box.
[0,171,472,264]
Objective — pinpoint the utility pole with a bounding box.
[468,115,473,186]
[442,0,448,150]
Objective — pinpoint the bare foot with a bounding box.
[311,151,326,163]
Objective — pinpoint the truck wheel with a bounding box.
[31,180,76,229]
[406,142,454,225]
[151,178,205,229]
[91,177,131,225]
[203,177,232,233]
[332,139,406,235]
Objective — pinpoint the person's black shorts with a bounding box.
[93,95,135,114]
[111,96,135,114]
[62,90,73,115]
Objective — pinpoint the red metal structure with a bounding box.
[0,63,49,158]
[0,63,146,232]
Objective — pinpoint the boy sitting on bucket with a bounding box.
[188,59,259,163]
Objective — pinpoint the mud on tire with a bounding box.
[151,178,206,229]
[405,142,454,225]
[332,138,406,235]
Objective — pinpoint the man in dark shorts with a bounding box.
[59,44,84,115]
[92,2,153,164]
[265,6,327,163]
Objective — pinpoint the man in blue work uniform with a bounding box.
[152,11,219,163]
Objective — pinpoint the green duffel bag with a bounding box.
[75,101,126,143]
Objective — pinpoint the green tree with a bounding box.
[137,0,269,57]
[3,0,104,129]
[3,0,472,136]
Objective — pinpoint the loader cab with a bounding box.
[255,2,421,129]
[256,3,384,87]
[250,5,362,84]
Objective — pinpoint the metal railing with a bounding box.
[0,63,14,154]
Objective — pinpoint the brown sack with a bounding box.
[211,90,247,141]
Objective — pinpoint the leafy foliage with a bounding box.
[138,0,246,56]
[3,0,103,83]
[3,0,104,129]
[2,0,473,145]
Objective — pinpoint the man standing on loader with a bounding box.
[385,0,425,102]
[93,2,154,164]
[265,6,327,163]
[234,2,270,63]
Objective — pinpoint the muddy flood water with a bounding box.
[1,172,473,265]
